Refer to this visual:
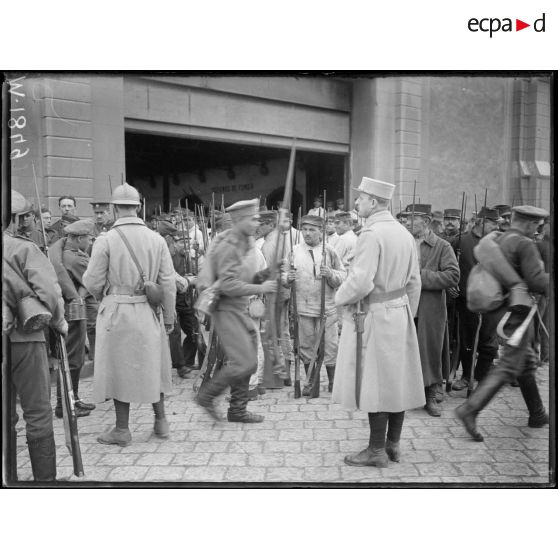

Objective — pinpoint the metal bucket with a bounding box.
[67,298,86,321]
[16,296,52,332]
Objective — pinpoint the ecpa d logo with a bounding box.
[468,13,546,37]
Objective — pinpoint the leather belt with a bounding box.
[107,286,145,296]
[364,287,406,304]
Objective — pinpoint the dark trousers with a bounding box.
[201,308,258,416]
[177,306,205,366]
[457,298,500,381]
[85,296,98,360]
[169,319,186,368]
[10,342,54,441]
[66,319,87,398]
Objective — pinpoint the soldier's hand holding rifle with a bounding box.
[286,267,297,283]
[319,264,333,280]
[260,280,278,294]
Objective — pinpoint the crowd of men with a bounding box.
[3,179,550,480]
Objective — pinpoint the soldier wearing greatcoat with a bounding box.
[333,178,425,468]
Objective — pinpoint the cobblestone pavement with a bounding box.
[14,362,551,485]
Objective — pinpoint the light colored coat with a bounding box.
[332,210,425,412]
[334,229,357,270]
[83,217,176,404]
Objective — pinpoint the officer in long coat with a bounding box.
[4,191,67,481]
[195,199,278,423]
[456,206,549,441]
[403,204,460,416]
[332,178,425,468]
[83,184,176,447]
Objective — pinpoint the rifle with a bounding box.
[33,163,84,476]
[289,225,301,398]
[296,206,302,244]
[262,140,297,379]
[307,189,328,399]
[447,191,466,392]
[210,194,216,239]
[54,331,84,477]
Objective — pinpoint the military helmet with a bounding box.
[110,183,141,206]
[11,190,34,216]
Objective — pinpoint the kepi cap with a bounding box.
[492,204,511,217]
[511,205,549,221]
[402,203,432,217]
[432,210,444,222]
[444,208,461,219]
[477,206,499,222]
[352,177,396,200]
[64,219,96,236]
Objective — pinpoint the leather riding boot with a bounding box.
[283,359,292,386]
[302,362,311,396]
[424,385,441,417]
[455,369,508,441]
[517,373,549,428]
[54,376,90,418]
[28,433,56,482]
[326,365,335,392]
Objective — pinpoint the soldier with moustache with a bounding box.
[3,191,68,481]
[492,204,511,232]
[49,220,98,418]
[456,205,550,441]
[283,214,346,394]
[438,208,462,243]
[195,199,278,423]
[403,203,460,416]
[450,207,501,391]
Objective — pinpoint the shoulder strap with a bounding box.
[113,227,146,285]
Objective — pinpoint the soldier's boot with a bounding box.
[28,433,56,482]
[424,385,441,417]
[152,393,170,438]
[326,365,335,392]
[97,399,132,446]
[87,330,96,361]
[386,411,405,462]
[283,359,292,386]
[434,383,444,403]
[302,363,312,396]
[195,374,227,421]
[517,374,549,428]
[455,369,508,442]
[227,375,264,423]
[54,377,90,419]
[345,412,388,468]
[474,355,494,383]
[70,365,96,412]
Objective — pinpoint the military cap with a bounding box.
[64,219,96,236]
[258,210,278,223]
[11,190,34,216]
[333,211,353,221]
[511,205,549,221]
[402,203,432,217]
[226,199,259,219]
[492,204,511,217]
[111,183,141,205]
[157,220,177,236]
[90,201,110,211]
[477,206,499,222]
[300,214,324,228]
[352,177,396,200]
[336,198,345,204]
[432,210,444,222]
[444,208,461,219]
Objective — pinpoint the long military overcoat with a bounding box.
[415,229,460,386]
[83,217,176,404]
[332,210,426,412]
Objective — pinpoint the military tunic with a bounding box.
[332,210,425,412]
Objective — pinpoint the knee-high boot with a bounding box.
[28,433,56,482]
[517,374,548,427]
[455,368,508,441]
[283,359,292,386]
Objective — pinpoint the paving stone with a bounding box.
[185,430,223,441]
[304,466,341,482]
[278,429,314,441]
[399,477,442,483]
[380,463,419,477]
[480,475,531,483]
[97,453,140,466]
[304,420,335,429]
[274,420,310,430]
[493,462,538,476]
[172,453,211,466]
[182,466,226,482]
[270,404,300,413]
[402,450,435,463]
[264,441,302,453]
[82,467,112,482]
[416,462,460,476]
[480,425,524,438]
[346,428,370,440]
[518,427,549,438]
[285,453,323,467]
[454,462,497,476]
[339,467,383,482]
[431,449,494,462]
[413,426,452,438]
[136,453,175,466]
[314,429,347,441]
[440,476,483,483]
[151,441,195,453]
[284,412,318,421]
[145,466,186,482]
[119,442,165,454]
[483,438,529,451]
[227,442,264,453]
[338,440,366,452]
[225,467,265,482]
[411,438,451,450]
[317,411,350,420]
[209,453,248,466]
[265,467,305,482]
[245,429,279,441]
[447,437,488,450]
[107,466,149,482]
[193,442,229,453]
[528,451,551,463]
[219,430,246,441]
[249,454,285,467]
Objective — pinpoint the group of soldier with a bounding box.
[3,176,550,480]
